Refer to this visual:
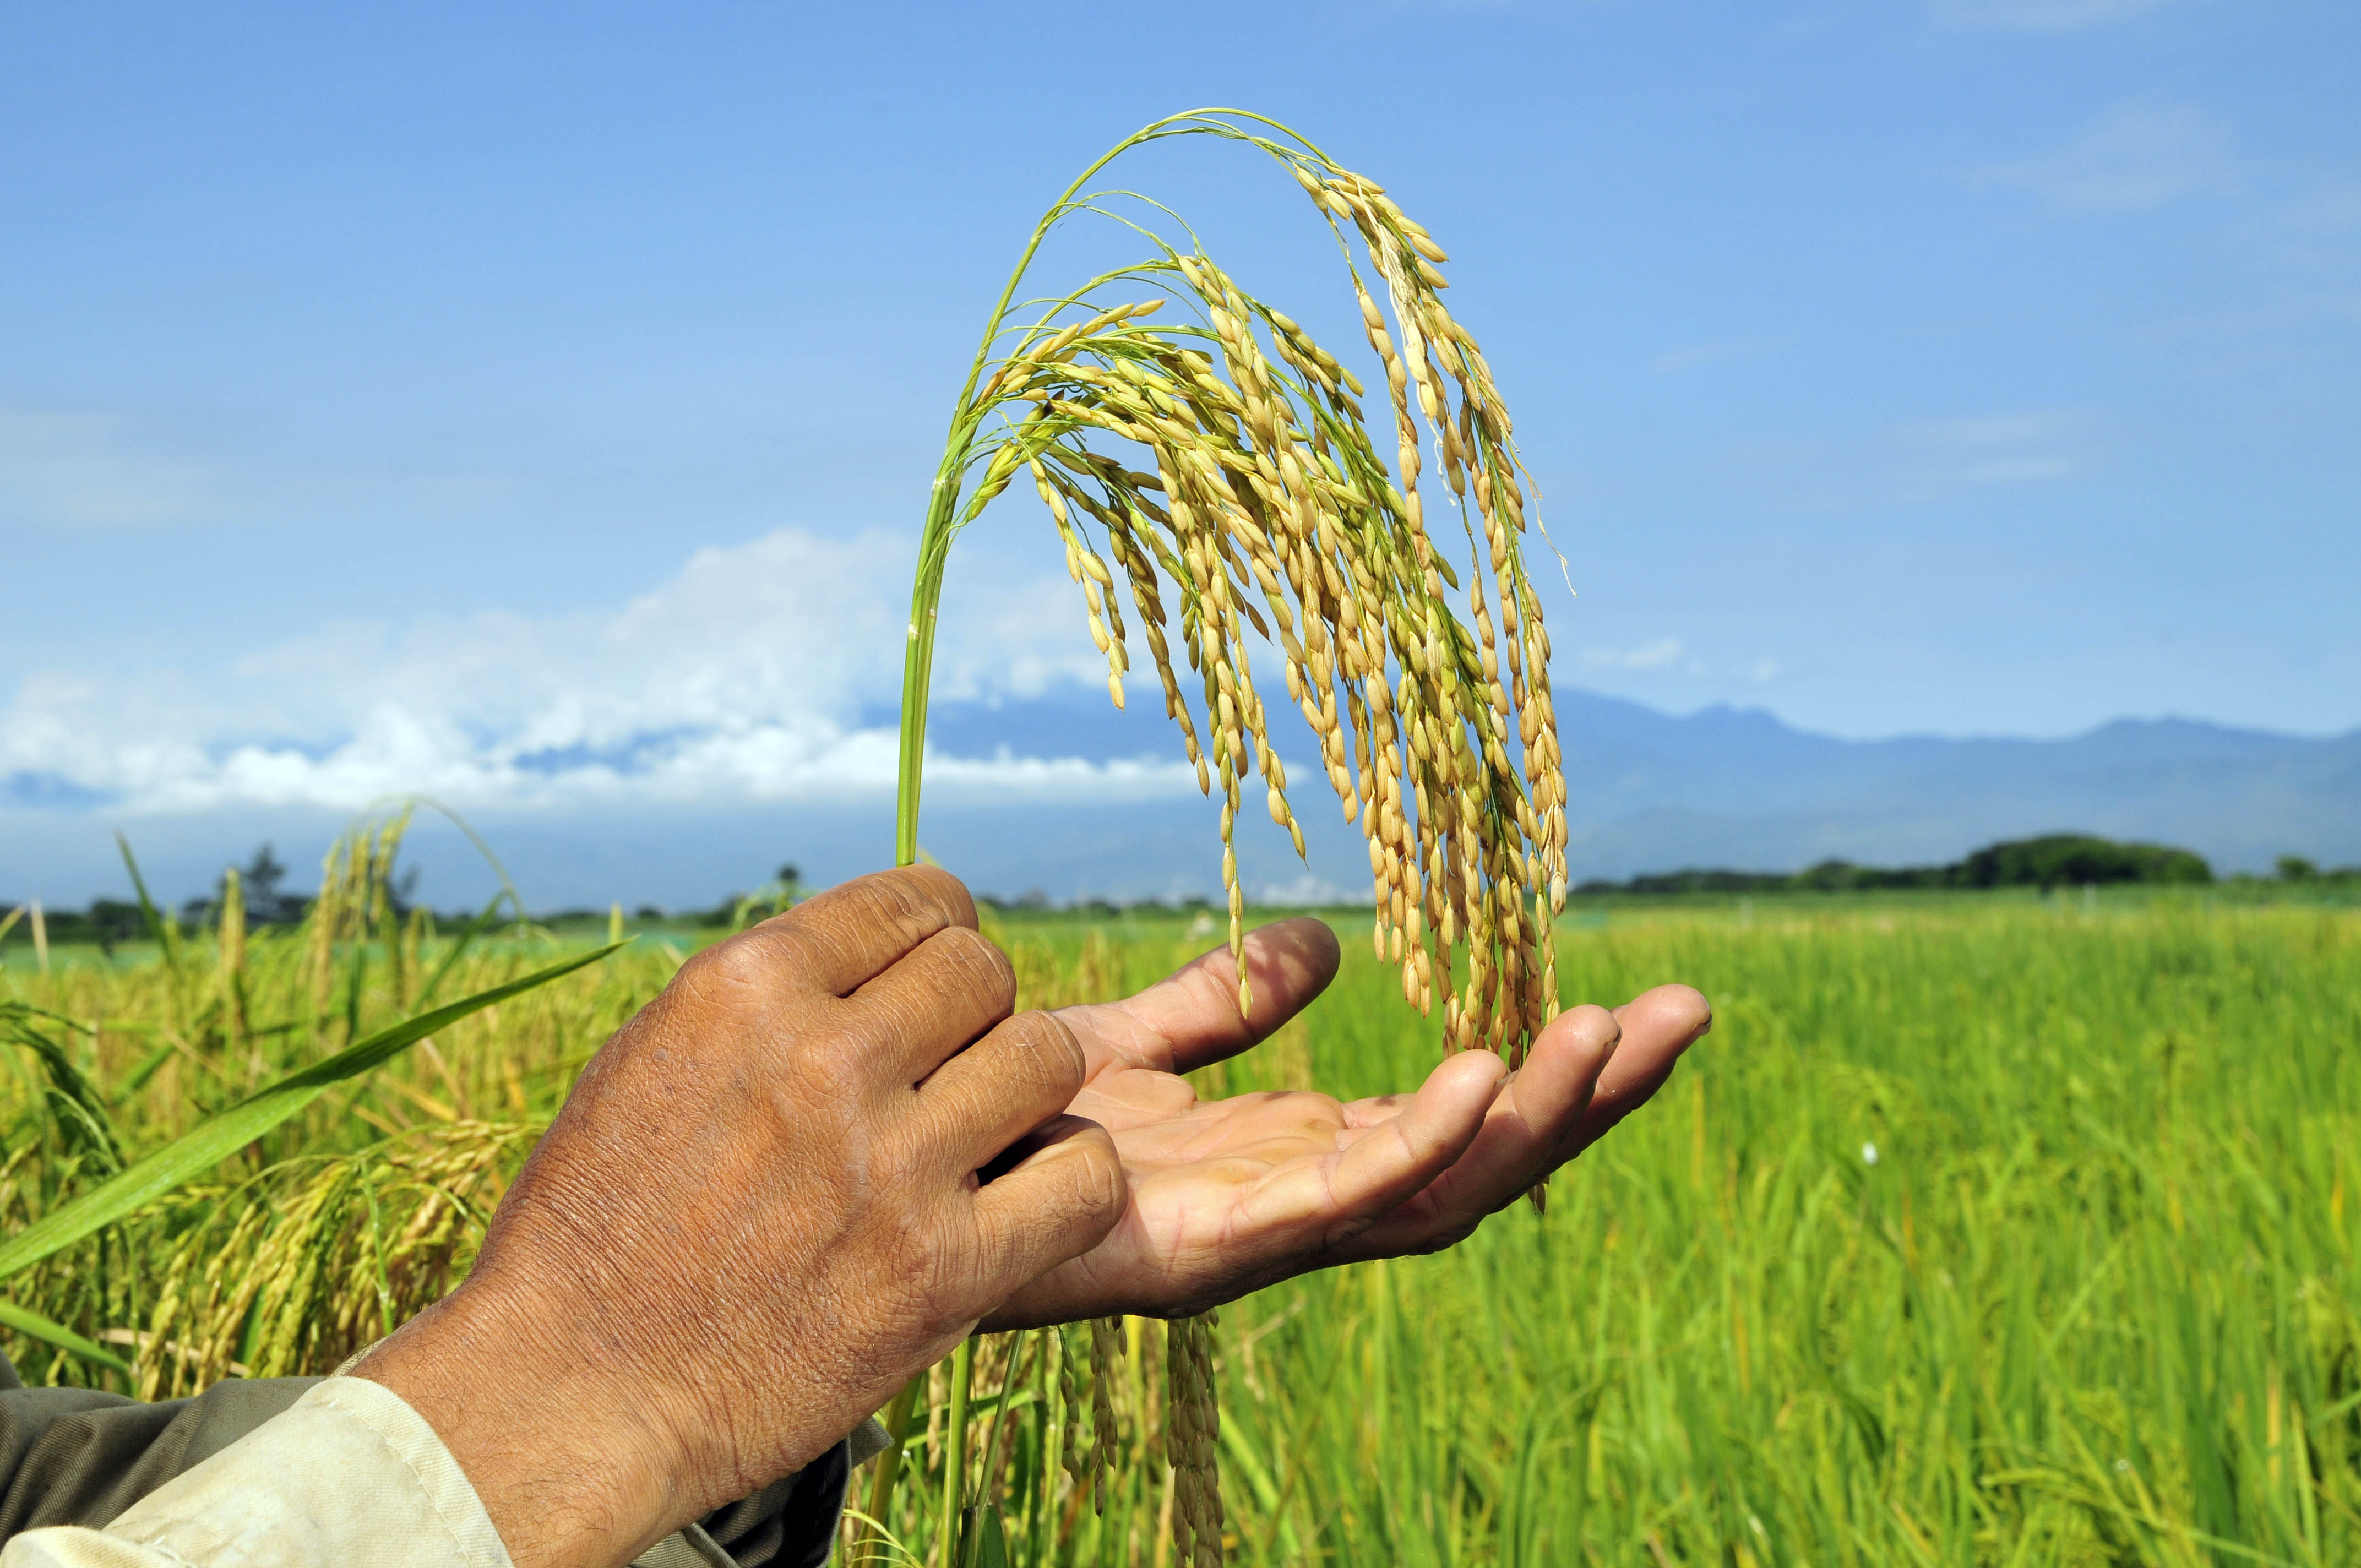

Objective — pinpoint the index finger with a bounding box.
[746,865,980,997]
[1059,917,1340,1075]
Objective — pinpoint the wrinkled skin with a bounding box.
[357,868,1124,1568]
[994,916,1710,1325]
[358,868,1708,1568]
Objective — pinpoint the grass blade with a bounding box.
[0,1005,123,1167]
[0,942,622,1283]
[114,832,185,983]
[0,1298,133,1375]
[416,891,507,1010]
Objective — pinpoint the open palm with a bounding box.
[986,919,1710,1329]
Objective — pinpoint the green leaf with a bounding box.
[0,943,622,1283]
[416,891,508,1010]
[0,1298,133,1375]
[115,832,185,982]
[0,1005,123,1167]
[957,1505,1010,1568]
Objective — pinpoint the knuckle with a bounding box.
[1000,1011,1086,1096]
[931,925,1016,1003]
[677,928,798,1003]
[1068,1129,1125,1222]
[890,864,978,928]
[846,867,976,949]
[1416,1221,1479,1256]
[786,1029,872,1110]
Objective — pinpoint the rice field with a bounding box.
[4,867,2357,1566]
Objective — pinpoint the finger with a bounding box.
[917,1010,1090,1169]
[1328,1004,1628,1261]
[1233,1048,1507,1253]
[742,865,977,997]
[841,925,1016,1083]
[970,1114,1127,1291]
[1058,916,1341,1075]
[1586,984,1712,1140]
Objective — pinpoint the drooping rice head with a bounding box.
[952,144,1568,1065]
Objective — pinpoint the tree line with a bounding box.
[1570,832,2361,897]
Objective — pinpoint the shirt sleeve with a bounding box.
[0,1378,510,1568]
[0,1371,318,1532]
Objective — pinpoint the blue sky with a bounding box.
[3,0,2356,903]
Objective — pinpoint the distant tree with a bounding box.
[2276,854,2320,882]
[88,898,142,957]
[1957,834,2211,892]
[1571,831,2215,897]
[245,844,292,918]
[187,843,312,928]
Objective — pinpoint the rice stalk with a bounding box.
[136,1121,533,1396]
[1166,1312,1222,1568]
[884,108,1574,1565]
[893,109,1566,1061]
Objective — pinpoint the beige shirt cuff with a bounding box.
[0,1378,512,1568]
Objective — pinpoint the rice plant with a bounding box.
[0,814,617,1390]
[5,861,2357,1561]
[887,108,1575,1564]
[895,108,1569,1055]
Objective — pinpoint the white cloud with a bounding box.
[1574,639,1790,687]
[1972,102,2235,213]
[0,404,211,526]
[1931,0,2180,31]
[1581,638,1688,672]
[1,526,1195,817]
[1728,408,2098,510]
[1248,870,1355,906]
[1897,411,2095,486]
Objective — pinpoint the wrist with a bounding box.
[352,1280,690,1568]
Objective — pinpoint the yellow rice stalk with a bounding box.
[887,108,1575,1564]
[896,111,1568,1064]
[137,1123,532,1398]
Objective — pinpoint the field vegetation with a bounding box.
[3,831,2356,1566]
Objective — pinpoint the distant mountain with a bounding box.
[899,685,2361,887]
[10,689,2353,911]
[1546,694,2361,879]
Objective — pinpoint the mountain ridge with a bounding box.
[7,690,2353,908]
[906,685,2361,880]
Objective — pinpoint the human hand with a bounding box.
[985,919,1709,1327]
[354,868,1124,1568]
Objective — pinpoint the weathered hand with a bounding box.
[984,918,1710,1328]
[356,868,1124,1568]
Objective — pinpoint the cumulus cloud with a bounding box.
[0,526,1200,817]
[1972,102,2236,213]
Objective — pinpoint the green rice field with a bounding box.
[3,860,2356,1565]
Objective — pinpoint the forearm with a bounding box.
[349,1285,686,1568]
